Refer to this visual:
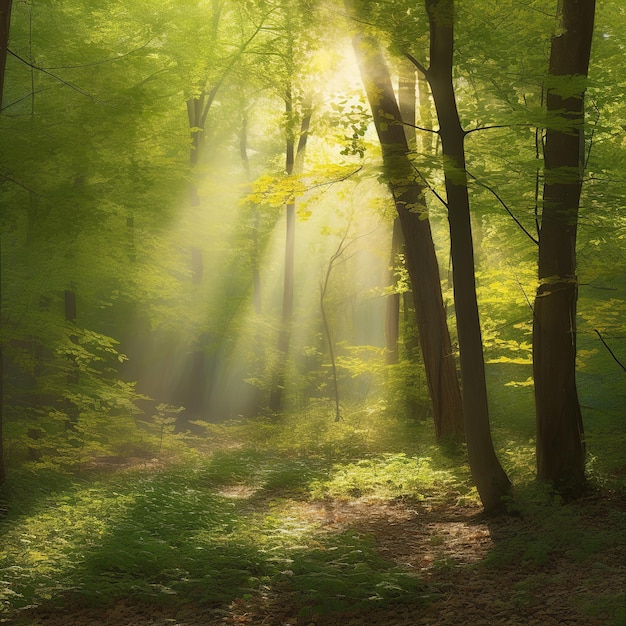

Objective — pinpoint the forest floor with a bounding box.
[8,473,626,626]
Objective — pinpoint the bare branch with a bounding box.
[0,172,40,195]
[405,162,448,209]
[464,123,534,135]
[1,86,51,111]
[302,166,363,193]
[38,39,155,70]
[467,169,539,245]
[404,52,429,78]
[7,49,104,103]
[584,98,600,171]
[594,329,626,374]
[402,120,439,135]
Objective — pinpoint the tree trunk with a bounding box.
[269,92,312,413]
[533,0,595,494]
[353,34,463,441]
[0,0,11,111]
[384,62,417,366]
[421,0,510,512]
[64,289,80,427]
[0,0,10,486]
[384,219,402,364]
[240,108,262,315]
[0,238,4,486]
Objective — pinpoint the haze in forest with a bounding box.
[0,1,625,623]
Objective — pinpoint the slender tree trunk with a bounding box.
[353,34,463,441]
[186,90,217,206]
[269,92,312,413]
[240,108,262,314]
[0,0,10,111]
[417,70,435,154]
[533,0,595,494]
[385,219,402,364]
[0,0,10,486]
[320,235,349,423]
[419,0,510,512]
[238,106,264,417]
[0,238,4,486]
[64,289,79,427]
[186,1,222,206]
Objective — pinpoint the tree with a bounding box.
[352,33,464,441]
[268,90,313,413]
[0,233,4,485]
[406,0,511,511]
[0,0,11,487]
[185,1,271,205]
[260,1,317,414]
[384,62,416,367]
[533,0,596,494]
[0,0,10,109]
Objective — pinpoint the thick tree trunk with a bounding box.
[383,62,416,366]
[353,34,463,441]
[533,0,595,494]
[422,0,510,512]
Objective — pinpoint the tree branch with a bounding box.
[404,51,429,78]
[464,123,534,135]
[198,7,276,128]
[7,49,104,103]
[466,169,539,245]
[584,98,600,171]
[594,329,626,374]
[0,172,40,195]
[38,39,155,70]
[402,120,439,135]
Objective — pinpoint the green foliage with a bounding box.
[309,453,464,501]
[287,530,427,617]
[1,4,626,623]
[487,486,626,570]
[1,398,624,621]
[0,453,430,618]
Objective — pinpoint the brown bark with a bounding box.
[353,34,463,441]
[419,0,510,512]
[384,62,416,366]
[533,0,595,494]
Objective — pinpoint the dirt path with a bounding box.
[8,493,625,625]
[220,498,623,625]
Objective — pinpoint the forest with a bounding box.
[0,0,625,624]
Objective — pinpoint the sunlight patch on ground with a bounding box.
[216,485,259,499]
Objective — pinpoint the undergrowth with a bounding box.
[0,439,433,619]
[1,395,624,623]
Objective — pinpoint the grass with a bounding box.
[1,382,625,623]
[0,421,435,619]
